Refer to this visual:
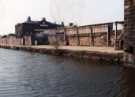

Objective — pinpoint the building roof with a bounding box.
[15,17,62,27]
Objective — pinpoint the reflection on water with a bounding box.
[0,48,134,97]
[119,67,135,97]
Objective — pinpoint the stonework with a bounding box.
[124,0,135,65]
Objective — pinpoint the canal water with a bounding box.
[0,48,134,97]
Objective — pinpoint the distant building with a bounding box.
[15,17,63,45]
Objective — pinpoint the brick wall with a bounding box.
[66,23,114,47]
[46,23,123,47]
[0,22,123,48]
[46,29,66,46]
[0,36,31,46]
[24,36,32,46]
[124,0,135,47]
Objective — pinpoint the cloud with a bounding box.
[50,0,124,25]
[0,0,124,35]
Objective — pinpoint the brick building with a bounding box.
[15,17,63,45]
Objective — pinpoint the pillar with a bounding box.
[124,0,135,66]
[107,23,113,47]
[76,27,80,46]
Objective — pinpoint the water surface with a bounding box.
[0,48,134,97]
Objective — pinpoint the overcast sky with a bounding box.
[0,0,124,35]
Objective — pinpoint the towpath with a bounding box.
[21,45,123,54]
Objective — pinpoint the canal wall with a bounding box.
[0,45,124,64]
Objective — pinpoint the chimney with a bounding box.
[42,17,46,22]
[27,16,31,22]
